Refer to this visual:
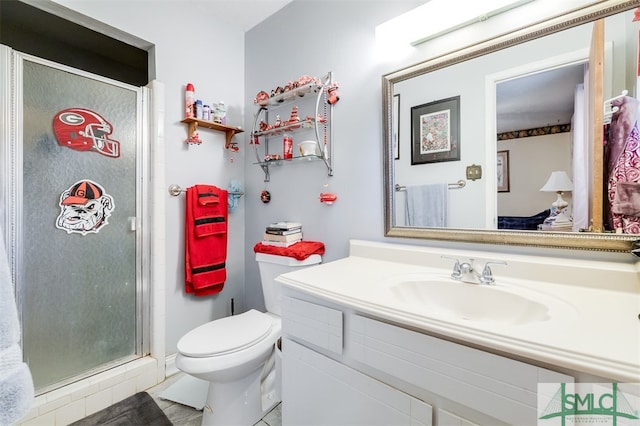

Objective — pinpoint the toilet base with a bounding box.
[261,366,280,417]
[202,364,278,426]
[175,311,284,426]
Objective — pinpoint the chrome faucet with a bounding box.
[443,257,507,285]
[457,259,483,284]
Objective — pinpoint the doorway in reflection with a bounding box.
[495,63,587,232]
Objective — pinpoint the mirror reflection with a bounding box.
[384,2,640,251]
[495,62,585,232]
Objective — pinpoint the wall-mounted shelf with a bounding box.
[253,118,316,137]
[251,72,334,182]
[181,117,244,148]
[255,81,322,107]
[254,154,325,167]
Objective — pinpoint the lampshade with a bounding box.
[540,171,573,192]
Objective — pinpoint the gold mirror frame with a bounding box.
[383,0,640,252]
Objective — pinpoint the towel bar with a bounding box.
[168,184,244,197]
[395,180,466,192]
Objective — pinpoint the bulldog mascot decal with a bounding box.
[56,179,115,235]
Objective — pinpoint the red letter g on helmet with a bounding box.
[53,108,120,158]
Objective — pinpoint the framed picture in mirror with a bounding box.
[393,94,400,160]
[411,96,460,165]
[497,150,510,192]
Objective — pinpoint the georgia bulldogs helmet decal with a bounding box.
[55,179,115,236]
[53,108,120,158]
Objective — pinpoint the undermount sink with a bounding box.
[386,275,555,325]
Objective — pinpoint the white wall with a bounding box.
[243,1,425,310]
[51,0,247,354]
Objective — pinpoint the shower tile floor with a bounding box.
[147,373,282,426]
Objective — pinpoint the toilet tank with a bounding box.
[256,253,322,316]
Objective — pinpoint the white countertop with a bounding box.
[278,240,640,382]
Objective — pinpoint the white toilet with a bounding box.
[176,252,322,426]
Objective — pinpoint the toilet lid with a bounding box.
[177,310,273,357]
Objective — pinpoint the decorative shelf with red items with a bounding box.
[180,117,244,149]
[251,72,337,182]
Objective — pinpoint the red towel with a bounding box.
[185,185,228,296]
[253,241,325,260]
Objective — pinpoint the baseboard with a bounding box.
[165,353,179,377]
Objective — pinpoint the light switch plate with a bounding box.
[466,164,482,181]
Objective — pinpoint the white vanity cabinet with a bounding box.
[282,296,433,426]
[281,292,573,426]
[283,339,433,426]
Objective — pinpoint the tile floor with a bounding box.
[147,373,282,426]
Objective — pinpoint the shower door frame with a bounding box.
[0,47,152,394]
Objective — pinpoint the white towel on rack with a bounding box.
[405,183,448,227]
[0,233,34,425]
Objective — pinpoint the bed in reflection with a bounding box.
[497,209,550,230]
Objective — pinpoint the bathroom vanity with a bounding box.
[277,240,640,425]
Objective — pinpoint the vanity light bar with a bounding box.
[408,0,535,46]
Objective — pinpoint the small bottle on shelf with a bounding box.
[283,133,293,159]
[195,100,203,119]
[217,101,227,125]
[185,83,195,118]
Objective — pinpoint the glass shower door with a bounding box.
[18,56,142,393]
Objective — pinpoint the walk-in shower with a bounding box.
[2,49,151,394]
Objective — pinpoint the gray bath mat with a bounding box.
[70,391,172,426]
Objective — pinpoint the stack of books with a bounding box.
[539,211,573,232]
[262,222,302,247]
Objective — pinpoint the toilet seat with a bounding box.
[177,310,273,357]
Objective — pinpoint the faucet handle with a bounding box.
[480,260,507,284]
[441,256,462,279]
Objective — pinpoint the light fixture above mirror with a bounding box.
[411,0,535,46]
[375,0,534,60]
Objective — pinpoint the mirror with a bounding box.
[383,0,639,252]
